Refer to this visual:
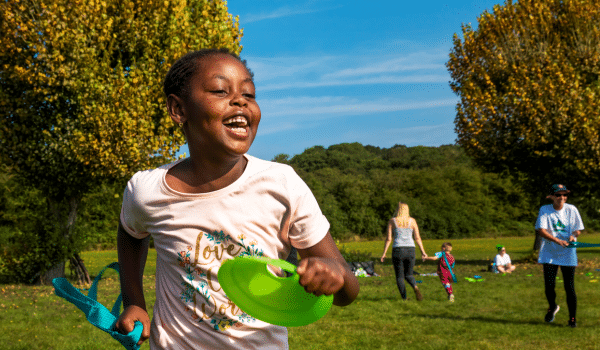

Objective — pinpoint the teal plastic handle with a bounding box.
[52,262,142,350]
[568,242,600,248]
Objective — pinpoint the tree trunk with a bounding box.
[70,253,92,285]
[38,195,91,285]
[38,261,66,285]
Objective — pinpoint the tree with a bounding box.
[447,0,600,194]
[0,0,243,284]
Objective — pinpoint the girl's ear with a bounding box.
[166,94,187,124]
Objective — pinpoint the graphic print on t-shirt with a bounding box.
[177,229,265,331]
[552,219,566,234]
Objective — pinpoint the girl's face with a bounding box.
[499,248,506,256]
[176,54,261,159]
[444,246,452,253]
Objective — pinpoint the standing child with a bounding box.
[423,242,456,302]
[114,48,360,349]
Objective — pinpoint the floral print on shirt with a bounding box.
[178,230,264,331]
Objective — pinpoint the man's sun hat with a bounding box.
[550,184,570,194]
[218,256,334,327]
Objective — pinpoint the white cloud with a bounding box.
[247,50,450,91]
[322,52,448,79]
[259,96,458,120]
[257,74,449,91]
[240,3,342,23]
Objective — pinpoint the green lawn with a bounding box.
[2,234,600,349]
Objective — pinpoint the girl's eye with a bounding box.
[243,93,256,99]
[212,90,227,95]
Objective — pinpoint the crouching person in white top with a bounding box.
[494,245,515,273]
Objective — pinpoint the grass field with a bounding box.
[2,234,600,349]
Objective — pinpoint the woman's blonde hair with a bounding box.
[393,202,411,228]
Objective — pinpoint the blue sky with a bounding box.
[180,0,502,161]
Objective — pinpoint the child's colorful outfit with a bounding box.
[120,155,330,349]
[435,252,455,296]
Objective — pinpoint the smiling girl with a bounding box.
[114,49,359,349]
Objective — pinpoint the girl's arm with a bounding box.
[296,232,360,306]
[411,219,427,259]
[380,220,393,262]
[114,222,151,345]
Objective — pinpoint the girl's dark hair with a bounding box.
[163,48,254,98]
[441,242,452,250]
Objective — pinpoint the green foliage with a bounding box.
[74,181,126,250]
[337,245,372,262]
[447,0,600,194]
[0,0,243,280]
[0,165,74,283]
[285,143,593,240]
[0,0,243,199]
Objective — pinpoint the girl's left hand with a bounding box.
[296,257,346,296]
[568,235,577,242]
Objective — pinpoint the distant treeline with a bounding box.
[1,144,598,253]
[277,143,599,241]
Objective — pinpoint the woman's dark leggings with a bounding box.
[543,264,576,318]
[392,247,417,299]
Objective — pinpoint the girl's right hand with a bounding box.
[114,305,151,345]
[380,256,385,263]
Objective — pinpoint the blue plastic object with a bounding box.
[568,242,600,248]
[52,262,143,350]
[442,252,458,283]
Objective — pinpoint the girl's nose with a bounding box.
[230,92,248,107]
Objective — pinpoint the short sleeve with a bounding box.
[571,206,585,232]
[287,171,330,249]
[120,173,150,239]
[435,252,443,259]
[535,207,547,230]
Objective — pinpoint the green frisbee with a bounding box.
[218,256,334,327]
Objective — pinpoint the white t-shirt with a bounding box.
[535,203,584,267]
[494,253,511,266]
[120,155,330,349]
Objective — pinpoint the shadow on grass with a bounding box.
[411,312,565,327]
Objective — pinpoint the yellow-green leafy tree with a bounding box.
[0,0,242,284]
[447,0,600,194]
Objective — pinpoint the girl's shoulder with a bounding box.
[246,155,303,183]
[128,159,183,186]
